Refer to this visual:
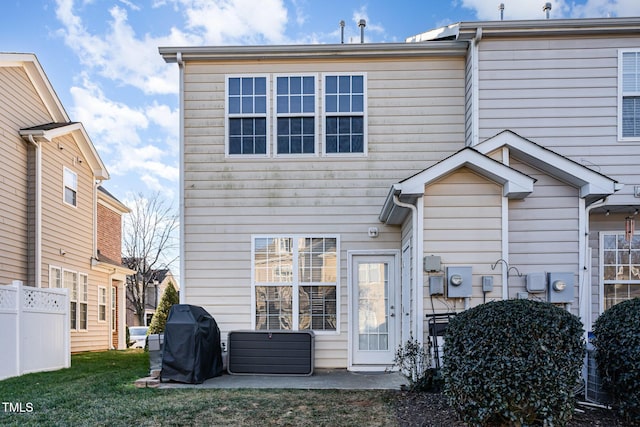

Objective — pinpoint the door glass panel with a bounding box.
[357,262,389,351]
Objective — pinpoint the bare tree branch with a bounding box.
[122,192,179,326]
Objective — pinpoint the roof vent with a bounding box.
[339,20,345,44]
[543,2,552,19]
[358,19,366,43]
[499,3,504,20]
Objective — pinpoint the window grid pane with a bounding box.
[276,76,316,155]
[622,52,640,138]
[228,76,267,154]
[325,75,364,153]
[253,236,337,332]
[603,232,640,309]
[255,286,293,330]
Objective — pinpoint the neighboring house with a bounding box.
[125,268,179,327]
[159,16,640,371]
[96,186,133,349]
[0,53,131,352]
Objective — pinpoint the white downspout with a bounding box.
[393,194,420,340]
[177,51,186,305]
[27,135,42,287]
[581,198,607,336]
[470,27,482,147]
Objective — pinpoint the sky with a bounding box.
[3,0,640,207]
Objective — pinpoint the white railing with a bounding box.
[0,281,70,380]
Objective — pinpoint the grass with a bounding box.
[0,350,398,426]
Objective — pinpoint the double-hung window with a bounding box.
[111,287,117,330]
[64,270,88,330]
[79,274,88,330]
[275,75,317,155]
[601,232,640,309]
[324,74,366,154]
[253,236,338,332]
[65,270,78,330]
[98,287,107,322]
[63,167,78,207]
[620,50,640,140]
[227,76,268,155]
[50,266,62,288]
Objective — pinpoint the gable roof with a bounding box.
[2,53,110,181]
[474,130,622,204]
[380,147,536,225]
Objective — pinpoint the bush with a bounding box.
[443,299,585,427]
[393,336,441,392]
[592,298,640,424]
[148,281,179,336]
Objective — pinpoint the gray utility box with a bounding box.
[227,330,314,376]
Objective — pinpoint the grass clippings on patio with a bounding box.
[0,350,396,426]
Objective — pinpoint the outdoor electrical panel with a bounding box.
[526,272,546,293]
[423,256,441,272]
[548,272,574,303]
[482,276,493,293]
[429,275,444,295]
[446,266,472,298]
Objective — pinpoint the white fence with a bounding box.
[0,281,70,380]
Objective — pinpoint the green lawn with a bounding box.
[0,350,397,426]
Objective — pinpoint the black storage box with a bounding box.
[227,330,314,376]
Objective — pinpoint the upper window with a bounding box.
[275,75,317,155]
[324,74,366,154]
[601,232,640,310]
[619,50,640,140]
[227,76,268,155]
[253,236,338,332]
[63,167,78,207]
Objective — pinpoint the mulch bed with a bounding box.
[394,391,628,426]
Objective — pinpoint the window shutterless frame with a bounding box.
[272,73,319,157]
[63,166,78,207]
[225,75,270,157]
[322,73,368,156]
[618,49,640,141]
[251,235,340,334]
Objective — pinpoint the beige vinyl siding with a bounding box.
[39,133,108,352]
[0,66,51,285]
[422,167,503,321]
[182,57,466,368]
[508,159,580,309]
[476,36,640,203]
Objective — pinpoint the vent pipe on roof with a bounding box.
[358,19,366,43]
[340,20,345,44]
[543,2,552,19]
[499,3,504,20]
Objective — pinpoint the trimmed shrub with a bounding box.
[443,299,585,427]
[592,298,640,424]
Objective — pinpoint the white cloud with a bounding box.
[55,0,191,95]
[178,0,289,45]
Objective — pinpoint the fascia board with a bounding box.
[476,131,619,198]
[400,149,534,197]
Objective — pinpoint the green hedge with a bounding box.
[443,299,585,427]
[593,298,640,424]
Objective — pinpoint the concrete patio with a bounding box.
[149,369,407,390]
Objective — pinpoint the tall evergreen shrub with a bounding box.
[593,298,640,424]
[148,281,179,335]
[443,299,585,427]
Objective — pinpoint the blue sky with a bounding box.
[3,0,640,206]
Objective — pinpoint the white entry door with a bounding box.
[351,254,399,367]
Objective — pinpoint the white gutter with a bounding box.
[27,135,42,287]
[392,194,420,341]
[177,51,186,305]
[501,147,509,300]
